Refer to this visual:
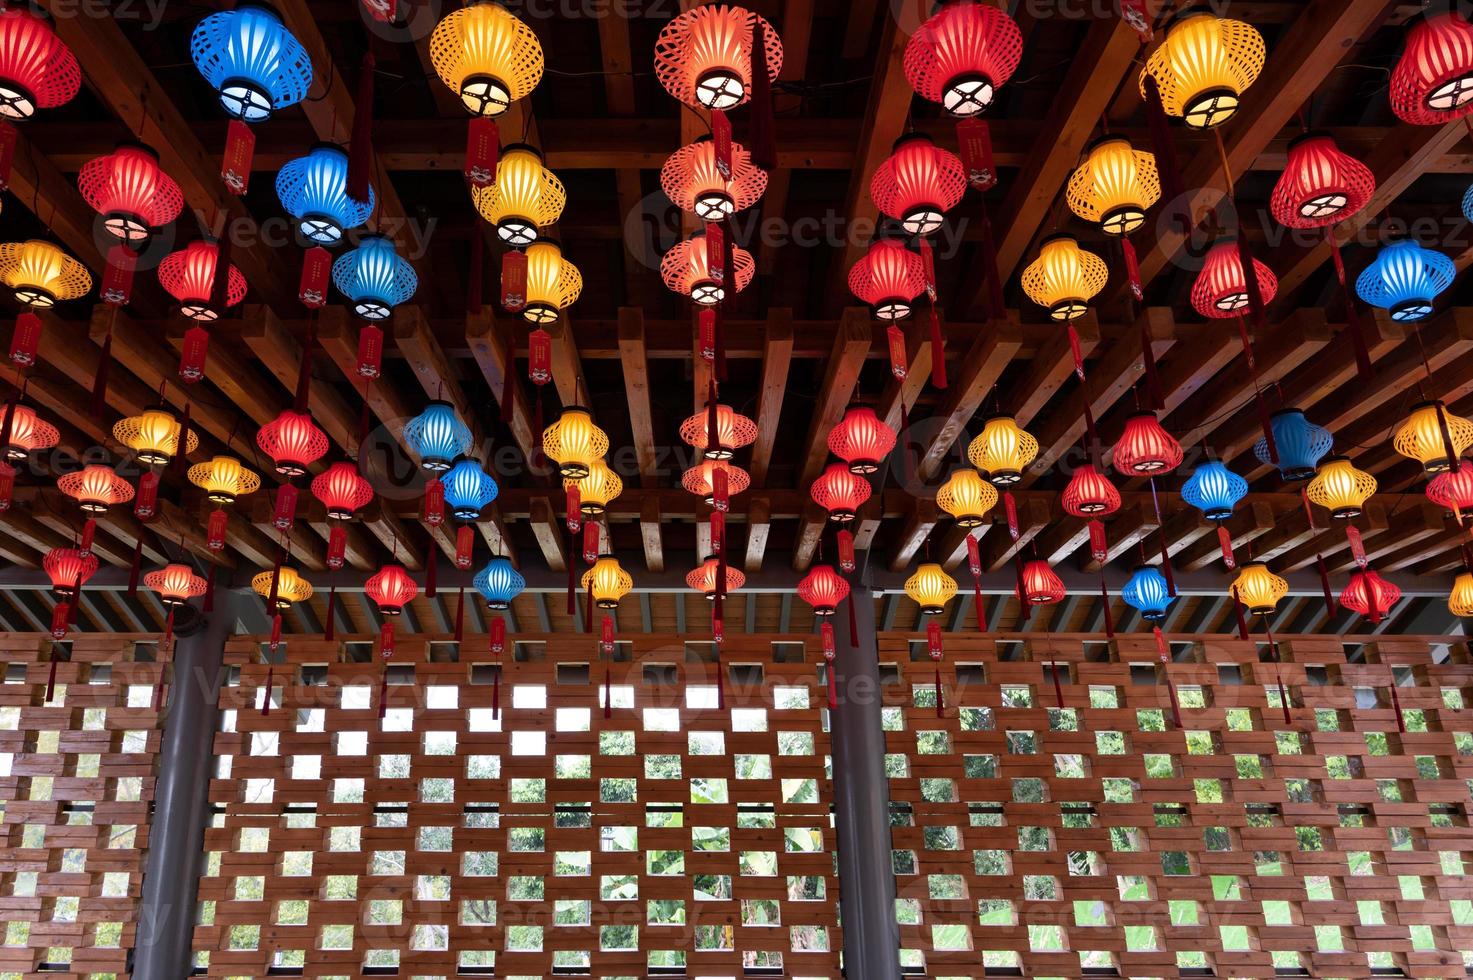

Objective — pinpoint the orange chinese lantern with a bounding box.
[654,5,783,111]
[661,136,768,221]
[870,134,966,237]
[827,405,896,475]
[810,462,871,523]
[661,231,754,306]
[848,237,925,322]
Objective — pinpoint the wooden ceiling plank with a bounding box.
[238,306,360,453]
[887,499,938,573]
[1006,315,1101,430]
[750,311,794,488]
[981,498,1049,573]
[529,496,568,574]
[618,309,658,488]
[744,496,771,575]
[393,306,475,425]
[1082,503,1157,574]
[798,309,873,487]
[917,315,1024,481]
[1176,501,1276,572]
[466,310,540,466]
[640,496,664,575]
[1274,501,1390,572]
[875,314,936,432]
[1328,503,1447,575]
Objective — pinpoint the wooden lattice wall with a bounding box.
[0,633,167,980]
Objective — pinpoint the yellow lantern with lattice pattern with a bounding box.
[905,562,958,616]
[472,144,565,247]
[252,567,313,612]
[1393,401,1473,476]
[113,406,199,466]
[1306,456,1376,519]
[1066,137,1161,237]
[429,1,544,117]
[1450,572,1473,618]
[566,458,622,516]
[583,555,633,608]
[1021,235,1108,321]
[967,416,1038,486]
[522,239,582,325]
[543,407,608,480]
[1232,561,1288,616]
[1139,13,1265,130]
[936,467,998,528]
[188,454,261,505]
[0,240,92,307]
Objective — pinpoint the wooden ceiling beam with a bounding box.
[980,498,1049,574]
[916,315,1024,482]
[1082,503,1158,574]
[1176,502,1276,572]
[465,310,540,468]
[744,496,771,575]
[618,309,659,489]
[1274,501,1390,572]
[640,496,664,575]
[888,499,938,573]
[1328,503,1449,575]
[1005,315,1101,430]
[749,312,794,489]
[875,314,935,432]
[797,309,873,487]
[529,495,568,574]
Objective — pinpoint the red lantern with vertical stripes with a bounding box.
[1390,12,1473,126]
[1340,568,1401,624]
[810,462,872,524]
[1190,239,1278,319]
[256,409,329,477]
[1270,132,1375,229]
[78,143,184,244]
[311,462,374,520]
[44,547,96,597]
[1020,560,1065,605]
[0,9,80,121]
[870,133,967,237]
[158,240,247,321]
[827,405,897,475]
[797,564,850,617]
[848,237,926,322]
[1112,413,1183,476]
[903,1,1023,117]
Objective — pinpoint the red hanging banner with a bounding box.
[327,525,346,570]
[705,222,725,285]
[272,484,298,531]
[465,117,501,187]
[837,529,856,573]
[207,509,227,551]
[698,309,717,363]
[1217,525,1236,569]
[455,525,475,570]
[178,326,209,383]
[134,470,159,522]
[955,118,996,191]
[221,120,255,195]
[712,109,733,180]
[298,246,332,308]
[423,477,445,527]
[9,312,40,367]
[101,245,137,306]
[357,325,383,379]
[528,327,552,385]
[501,249,528,312]
[886,324,908,380]
[566,484,582,532]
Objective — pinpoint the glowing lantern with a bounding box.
[1065,137,1160,237]
[967,416,1038,485]
[904,1,1023,116]
[826,405,896,475]
[680,402,759,461]
[366,563,418,616]
[1112,413,1183,476]
[145,563,208,607]
[1428,466,1473,522]
[428,1,543,117]
[1122,566,1173,621]
[256,409,329,477]
[583,555,633,608]
[810,462,872,523]
[1355,239,1454,322]
[158,240,246,320]
[870,134,967,237]
[936,467,998,528]
[190,4,312,123]
[687,556,746,599]
[0,9,80,120]
[44,547,96,597]
[654,5,782,111]
[522,239,583,324]
[1138,13,1265,130]
[1390,12,1473,126]
[1180,461,1247,521]
[78,143,184,244]
[847,237,925,321]
[311,462,374,520]
[275,143,375,246]
[472,144,566,247]
[252,566,313,612]
[1190,238,1278,318]
[661,136,768,221]
[905,562,958,615]
[1270,132,1375,229]
[566,458,622,516]
[442,457,498,521]
[1254,408,1332,482]
[332,234,417,321]
[662,232,753,307]
[682,460,750,506]
[1232,562,1288,615]
[113,405,198,466]
[1021,234,1108,321]
[0,240,91,308]
[797,564,850,616]
[1306,456,1376,519]
[475,556,525,609]
[1062,463,1121,517]
[404,401,474,472]
[2,404,57,459]
[1450,572,1473,617]
[1394,401,1473,475]
[188,455,261,505]
[58,465,133,513]
[542,406,608,480]
[1341,569,1401,624]
[1020,560,1065,605]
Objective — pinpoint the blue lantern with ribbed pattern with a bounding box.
[1122,565,1173,622]
[190,3,314,123]
[404,401,474,472]
[442,456,498,521]
[276,144,375,246]
[1181,460,1248,521]
[1254,408,1332,482]
[475,556,525,610]
[1355,238,1455,322]
[332,234,417,320]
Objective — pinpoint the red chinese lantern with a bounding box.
[0,10,80,121]
[797,563,850,616]
[870,134,967,237]
[311,461,374,520]
[256,409,329,477]
[1061,462,1121,517]
[1112,413,1183,476]
[1269,132,1375,229]
[44,547,96,597]
[3,403,58,459]
[660,137,768,221]
[827,405,897,475]
[660,231,755,305]
[1190,238,1279,318]
[810,462,872,523]
[158,240,247,320]
[366,562,419,660]
[144,562,208,642]
[653,5,783,111]
[679,401,758,460]
[687,556,746,598]
[903,1,1023,117]
[1341,568,1401,624]
[682,460,750,508]
[848,237,925,321]
[1428,465,1473,523]
[1390,12,1473,126]
[58,464,134,513]
[1020,560,1065,605]
[77,143,184,244]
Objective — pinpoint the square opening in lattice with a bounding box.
[771,641,805,663]
[514,640,546,662]
[730,663,762,686]
[879,663,903,686]
[556,662,589,685]
[470,664,501,685]
[957,663,986,686]
[644,663,678,685]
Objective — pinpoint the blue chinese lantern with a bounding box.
[332,234,417,320]
[1180,460,1248,521]
[1254,408,1331,482]
[1122,566,1173,622]
[404,401,473,472]
[190,3,313,123]
[475,556,525,610]
[276,144,375,246]
[442,456,498,521]
[1355,238,1455,322]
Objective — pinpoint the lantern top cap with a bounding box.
[1084,134,1135,153]
[358,231,391,245]
[562,404,592,415]
[1410,399,1447,412]
[1037,232,1081,247]
[890,131,937,151]
[1321,453,1352,464]
[423,398,456,410]
[1269,406,1307,420]
[307,140,349,156]
[500,142,544,159]
[1285,129,1337,150]
[112,140,161,159]
[982,411,1021,424]
[233,0,285,19]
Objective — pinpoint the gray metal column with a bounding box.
[132,592,237,980]
[832,577,902,980]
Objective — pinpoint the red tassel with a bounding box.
[127,537,143,596]
[1347,525,1367,568]
[1147,478,1176,597]
[454,586,465,642]
[464,117,500,187]
[971,578,986,632]
[423,477,445,527]
[955,118,997,191]
[347,51,375,204]
[1255,386,1278,465]
[221,119,254,194]
[1343,290,1374,384]
[455,525,474,570]
[327,525,346,570]
[44,646,60,698]
[135,470,159,522]
[91,329,113,419]
[825,661,838,711]
[171,403,192,476]
[209,234,234,316]
[1004,492,1019,541]
[203,563,216,613]
[425,546,437,599]
[164,607,175,645]
[1068,323,1085,381]
[928,308,947,390]
[273,484,298,531]
[706,378,720,457]
[298,246,331,308]
[1218,525,1236,569]
[1100,573,1113,637]
[261,665,274,716]
[467,229,484,316]
[1235,316,1257,372]
[324,586,337,641]
[1232,587,1250,640]
[492,664,501,720]
[1083,402,1101,470]
[101,244,137,307]
[1088,520,1107,564]
[266,554,281,610]
[207,509,227,552]
[748,18,775,172]
[8,312,39,366]
[1301,486,1317,530]
[490,614,505,654]
[837,529,856,573]
[293,325,315,415]
[1121,238,1143,302]
[1436,402,1461,473]
[356,324,383,379]
[698,308,716,363]
[178,325,209,383]
[377,673,389,719]
[528,327,552,385]
[933,666,945,717]
[566,527,576,616]
[585,579,594,633]
[603,667,612,719]
[712,465,729,513]
[501,249,527,313]
[1143,74,1184,229]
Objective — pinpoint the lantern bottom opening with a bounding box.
[691,281,724,306]
[496,218,537,248]
[1074,500,1110,514]
[695,192,735,222]
[1276,465,1317,482]
[826,509,857,524]
[325,506,354,521]
[1182,87,1239,130]
[299,215,343,246]
[942,72,994,117]
[523,302,558,325]
[460,74,511,117]
[1297,193,1348,223]
[1126,460,1168,475]
[695,69,745,112]
[451,507,481,521]
[1049,299,1088,322]
[559,462,590,480]
[954,514,987,529]
[902,207,945,238]
[219,79,273,124]
[78,501,109,515]
[985,468,1022,486]
[0,83,36,121]
[1427,74,1473,112]
[354,298,392,321]
[847,459,881,476]
[872,298,912,322]
[420,455,454,473]
[1202,507,1233,522]
[14,286,55,309]
[274,460,309,479]
[104,212,151,244]
[178,301,219,322]
[1391,298,1434,322]
[206,491,237,506]
[1101,206,1144,237]
[1331,506,1362,519]
[580,502,606,516]
[702,446,735,462]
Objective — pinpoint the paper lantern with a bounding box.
[1341,569,1401,624]
[904,1,1023,116]
[1254,408,1331,482]
[405,401,474,472]
[906,562,958,615]
[1180,461,1247,521]
[442,456,498,521]
[366,563,418,615]
[78,143,184,244]
[1427,466,1473,520]
[252,566,313,611]
[583,555,633,608]
[1061,462,1121,516]
[146,563,208,605]
[870,134,967,237]
[428,1,542,116]
[827,405,896,475]
[44,547,96,597]
[113,406,200,467]
[0,240,91,308]
[523,239,583,324]
[1065,137,1161,236]
[158,240,246,320]
[1122,565,1173,621]
[276,143,375,246]
[810,462,871,523]
[1190,238,1278,318]
[1270,132,1375,229]
[1394,401,1473,475]
[2,404,57,460]
[682,460,751,505]
[57,465,133,513]
[475,556,525,610]
[472,144,566,246]
[187,455,261,505]
[190,3,313,122]
[1112,412,1183,476]
[661,137,768,221]
[654,5,782,111]
[1306,456,1376,519]
[967,416,1038,486]
[256,409,329,477]
[1450,572,1473,617]
[680,402,758,460]
[542,406,608,480]
[332,234,417,321]
[311,462,374,520]
[566,458,622,516]
[1355,239,1454,322]
[1139,13,1265,129]
[936,467,998,528]
[797,563,849,616]
[1021,234,1108,321]
[848,236,925,321]
[1390,12,1473,126]
[687,556,746,599]
[662,232,753,307]
[1233,561,1288,615]
[0,9,80,120]
[1020,560,1065,605]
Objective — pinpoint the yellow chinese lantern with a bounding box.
[905,562,958,615]
[1449,572,1473,617]
[522,239,582,325]
[1393,400,1473,476]
[1065,137,1161,237]
[583,555,633,608]
[471,144,566,247]
[1139,13,1266,130]
[0,239,92,307]
[967,416,1038,485]
[251,566,313,611]
[113,406,199,466]
[428,1,544,117]
[1232,561,1288,616]
[1020,234,1108,321]
[1305,456,1376,519]
[543,407,608,480]
[566,458,622,516]
[936,467,998,528]
[187,454,261,505]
